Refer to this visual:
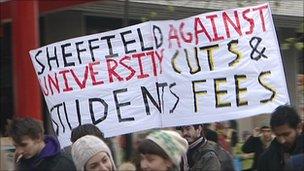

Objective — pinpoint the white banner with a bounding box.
[29,3,289,147]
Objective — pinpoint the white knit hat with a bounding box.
[71,135,116,171]
[146,130,188,167]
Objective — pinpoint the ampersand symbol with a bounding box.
[249,36,268,61]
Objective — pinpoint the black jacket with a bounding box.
[17,136,76,171]
[257,134,304,171]
[242,136,266,170]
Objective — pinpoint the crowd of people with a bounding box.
[5,105,304,171]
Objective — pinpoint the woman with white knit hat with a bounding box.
[71,135,116,171]
[138,130,188,171]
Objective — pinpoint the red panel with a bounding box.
[39,0,97,14]
[0,1,11,22]
[12,0,42,120]
[1,0,98,21]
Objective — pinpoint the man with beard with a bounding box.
[178,124,234,171]
[258,105,303,171]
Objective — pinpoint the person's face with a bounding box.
[261,128,272,142]
[272,124,301,151]
[140,154,172,171]
[85,151,113,171]
[13,135,43,159]
[180,125,201,144]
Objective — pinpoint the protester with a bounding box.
[216,122,232,153]
[8,117,76,171]
[178,124,235,171]
[138,130,188,171]
[258,105,304,171]
[130,131,152,170]
[72,135,116,171]
[61,123,115,163]
[242,125,274,170]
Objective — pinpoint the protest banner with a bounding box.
[29,3,289,147]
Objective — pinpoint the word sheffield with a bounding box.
[32,4,268,75]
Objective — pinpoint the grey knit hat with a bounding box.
[71,135,116,171]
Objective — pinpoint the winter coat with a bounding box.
[208,141,235,171]
[17,136,76,171]
[184,137,221,171]
[258,134,304,171]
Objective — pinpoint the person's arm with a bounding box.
[190,151,221,171]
